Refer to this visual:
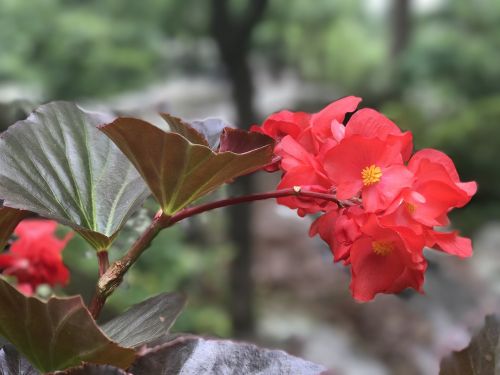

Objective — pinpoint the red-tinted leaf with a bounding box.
[0,205,30,250]
[0,278,135,372]
[99,116,273,215]
[160,114,208,146]
[219,127,275,153]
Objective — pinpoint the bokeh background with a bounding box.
[1,0,499,374]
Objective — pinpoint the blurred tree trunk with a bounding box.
[391,0,411,59]
[210,0,268,338]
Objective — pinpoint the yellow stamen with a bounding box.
[361,165,382,186]
[372,240,393,256]
[405,202,416,214]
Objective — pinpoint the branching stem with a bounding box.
[88,187,347,318]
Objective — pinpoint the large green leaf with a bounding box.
[0,345,39,375]
[99,116,273,215]
[101,291,186,349]
[129,336,327,374]
[0,205,30,250]
[440,315,500,375]
[0,278,135,372]
[0,102,150,250]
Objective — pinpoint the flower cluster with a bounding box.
[0,220,72,295]
[251,96,477,301]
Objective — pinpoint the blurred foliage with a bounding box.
[0,0,165,99]
[256,0,388,95]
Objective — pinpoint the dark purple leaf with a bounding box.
[440,315,499,375]
[61,364,131,375]
[130,336,326,375]
[0,344,39,375]
[0,278,135,372]
[101,292,186,348]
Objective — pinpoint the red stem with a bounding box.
[97,251,109,277]
[88,188,346,319]
[167,187,345,225]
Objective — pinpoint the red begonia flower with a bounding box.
[250,110,309,142]
[349,215,426,301]
[0,220,72,295]
[408,149,477,199]
[425,229,472,258]
[274,135,322,173]
[297,96,362,154]
[251,96,476,302]
[309,206,366,264]
[323,136,413,212]
[251,96,362,170]
[344,108,414,161]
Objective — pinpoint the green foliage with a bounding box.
[256,0,386,94]
[0,0,164,99]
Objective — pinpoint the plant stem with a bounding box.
[166,187,346,225]
[97,251,110,277]
[88,187,345,319]
[88,210,170,318]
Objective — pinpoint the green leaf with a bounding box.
[99,116,273,215]
[439,315,500,375]
[0,102,150,250]
[129,336,327,374]
[0,344,40,375]
[101,292,186,349]
[0,205,30,250]
[0,278,135,372]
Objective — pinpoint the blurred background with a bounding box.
[1,0,500,373]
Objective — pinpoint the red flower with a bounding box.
[0,220,72,295]
[349,215,426,302]
[253,96,476,301]
[251,96,361,170]
[344,108,414,161]
[323,136,413,212]
[309,206,366,264]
